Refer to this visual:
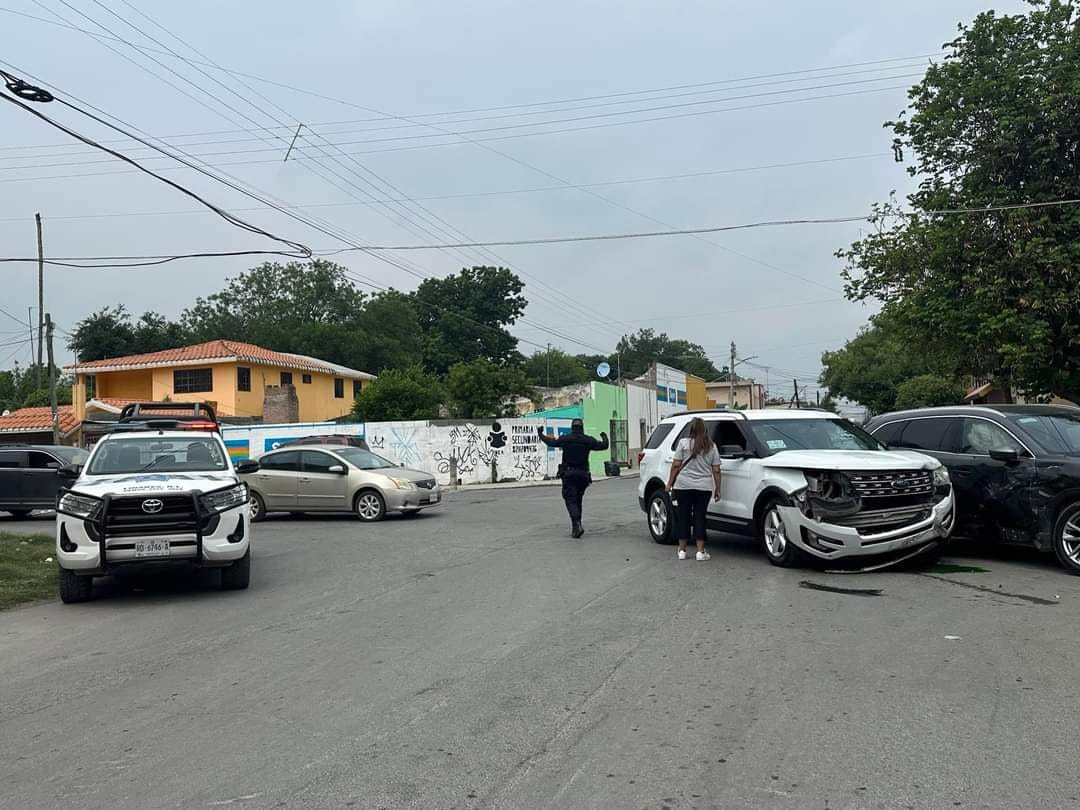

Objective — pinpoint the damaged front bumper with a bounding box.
[777,492,955,560]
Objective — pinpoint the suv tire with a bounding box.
[759,496,807,568]
[646,488,676,545]
[58,568,93,603]
[8,510,31,520]
[221,551,251,590]
[249,492,267,523]
[354,490,386,522]
[1052,502,1080,575]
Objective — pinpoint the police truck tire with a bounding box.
[58,568,93,603]
[221,551,251,590]
[8,510,31,520]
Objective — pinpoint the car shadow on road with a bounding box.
[260,511,434,524]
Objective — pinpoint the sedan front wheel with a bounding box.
[354,490,386,522]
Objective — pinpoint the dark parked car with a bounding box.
[282,434,370,450]
[0,445,90,519]
[865,405,1080,573]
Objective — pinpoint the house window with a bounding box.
[237,367,251,392]
[302,374,312,385]
[334,378,345,399]
[85,375,97,399]
[353,380,362,398]
[280,371,293,386]
[174,368,213,394]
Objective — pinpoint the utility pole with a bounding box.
[36,213,44,389]
[46,313,59,444]
[546,342,551,388]
[728,341,737,407]
[793,379,801,409]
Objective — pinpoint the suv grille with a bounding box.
[415,479,437,490]
[104,495,198,537]
[846,470,935,509]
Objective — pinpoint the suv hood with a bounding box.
[71,471,240,498]
[758,449,939,471]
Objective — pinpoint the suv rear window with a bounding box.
[644,423,675,450]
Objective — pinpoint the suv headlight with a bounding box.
[199,483,248,514]
[933,466,951,486]
[58,492,102,520]
[388,477,414,490]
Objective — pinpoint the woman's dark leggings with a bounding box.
[674,489,710,541]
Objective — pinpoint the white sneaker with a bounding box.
[696,551,711,562]
[677,549,687,560]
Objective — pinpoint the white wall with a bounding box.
[626,381,656,457]
[654,362,688,418]
[223,417,574,485]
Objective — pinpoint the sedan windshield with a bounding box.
[87,437,228,475]
[335,447,397,470]
[1009,413,1080,455]
[748,419,883,454]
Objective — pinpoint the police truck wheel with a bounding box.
[58,568,93,603]
[647,489,676,545]
[221,551,251,590]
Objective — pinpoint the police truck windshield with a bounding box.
[87,437,228,475]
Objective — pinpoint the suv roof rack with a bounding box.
[112,401,219,434]
[669,408,749,420]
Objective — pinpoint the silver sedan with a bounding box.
[243,445,441,522]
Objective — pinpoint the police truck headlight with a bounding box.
[58,492,102,520]
[199,484,248,514]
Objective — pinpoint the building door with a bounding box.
[609,420,629,466]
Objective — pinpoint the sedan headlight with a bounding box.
[58,492,102,520]
[388,477,415,490]
[933,466,951,486]
[199,483,248,514]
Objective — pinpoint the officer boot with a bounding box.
[572,521,584,539]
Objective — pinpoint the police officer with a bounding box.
[538,419,609,538]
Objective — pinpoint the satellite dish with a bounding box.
[596,362,611,379]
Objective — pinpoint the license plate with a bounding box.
[134,539,170,558]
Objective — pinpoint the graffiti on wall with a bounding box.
[434,423,498,476]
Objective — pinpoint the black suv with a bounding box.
[865,405,1080,574]
[0,445,90,519]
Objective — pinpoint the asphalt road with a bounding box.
[1,480,1077,810]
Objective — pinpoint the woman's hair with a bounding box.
[688,417,714,458]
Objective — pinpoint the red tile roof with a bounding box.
[0,406,79,435]
[69,340,372,378]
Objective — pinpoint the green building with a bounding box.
[527,382,628,477]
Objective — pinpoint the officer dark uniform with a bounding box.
[538,419,609,538]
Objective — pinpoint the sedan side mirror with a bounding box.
[235,460,260,475]
[719,444,749,459]
[328,465,348,475]
[57,464,81,481]
[989,448,1020,464]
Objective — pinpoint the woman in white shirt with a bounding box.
[666,417,722,561]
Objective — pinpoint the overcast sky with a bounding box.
[0,0,1025,400]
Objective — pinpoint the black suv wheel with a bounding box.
[1052,502,1080,574]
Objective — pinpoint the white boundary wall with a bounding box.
[221,417,574,485]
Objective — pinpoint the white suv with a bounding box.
[55,404,257,603]
[638,409,955,569]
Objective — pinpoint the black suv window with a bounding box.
[644,423,674,450]
[0,451,25,468]
[959,418,1026,456]
[894,418,950,451]
[27,451,62,469]
[301,451,338,474]
[259,450,301,472]
[871,421,905,446]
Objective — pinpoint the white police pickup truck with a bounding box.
[55,403,258,603]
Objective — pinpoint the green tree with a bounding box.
[524,349,590,388]
[182,260,421,373]
[893,375,965,410]
[446,358,535,419]
[819,313,957,416]
[67,306,184,362]
[838,0,1080,403]
[0,365,70,411]
[352,366,444,421]
[614,329,719,380]
[412,267,527,375]
[818,392,841,414]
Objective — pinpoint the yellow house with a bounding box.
[69,340,375,424]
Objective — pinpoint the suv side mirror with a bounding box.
[235,460,260,475]
[57,464,81,481]
[989,448,1020,464]
[719,444,749,459]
